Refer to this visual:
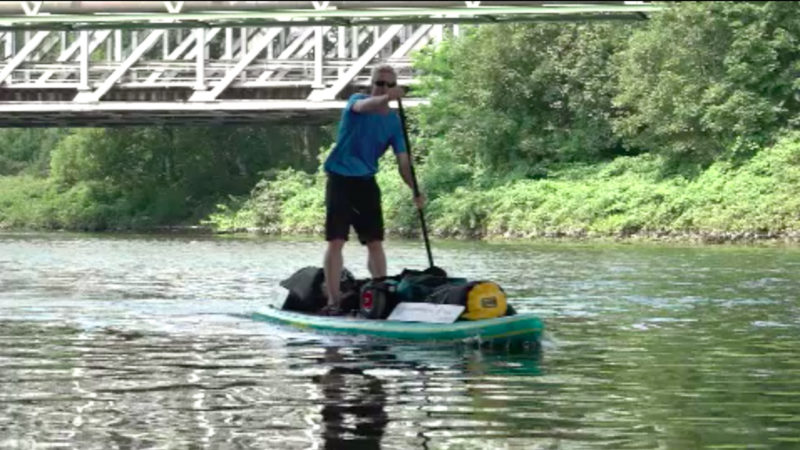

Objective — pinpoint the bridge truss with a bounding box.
[0,1,659,127]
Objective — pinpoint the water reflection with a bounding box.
[295,343,544,449]
[312,347,389,449]
[0,317,547,448]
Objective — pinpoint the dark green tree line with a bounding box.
[0,125,332,229]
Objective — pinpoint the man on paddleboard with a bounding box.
[322,64,425,314]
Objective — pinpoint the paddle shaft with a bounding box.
[397,98,435,269]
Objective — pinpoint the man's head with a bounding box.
[370,64,397,97]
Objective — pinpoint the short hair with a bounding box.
[370,64,396,83]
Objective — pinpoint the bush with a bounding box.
[613,2,800,165]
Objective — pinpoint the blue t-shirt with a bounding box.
[324,93,407,177]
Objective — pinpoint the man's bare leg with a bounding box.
[366,240,387,279]
[324,239,346,307]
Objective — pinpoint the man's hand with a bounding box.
[352,87,403,113]
[386,86,404,102]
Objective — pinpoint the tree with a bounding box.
[613,2,800,165]
[0,128,68,176]
[413,22,635,178]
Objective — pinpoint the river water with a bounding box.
[1,232,799,449]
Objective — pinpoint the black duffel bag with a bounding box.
[358,277,400,319]
[425,281,514,320]
[280,267,361,313]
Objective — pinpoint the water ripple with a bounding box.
[1,234,800,448]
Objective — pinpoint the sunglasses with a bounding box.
[374,80,397,88]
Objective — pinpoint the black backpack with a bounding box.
[359,267,456,319]
[280,267,361,313]
[358,277,400,319]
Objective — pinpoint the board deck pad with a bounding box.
[387,302,464,323]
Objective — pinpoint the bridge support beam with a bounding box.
[3,32,13,59]
[79,31,89,90]
[390,24,433,58]
[313,26,324,88]
[74,30,166,102]
[254,27,315,83]
[308,24,403,101]
[0,31,49,84]
[194,28,206,91]
[38,30,111,84]
[190,28,282,101]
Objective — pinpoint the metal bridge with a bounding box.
[0,1,659,127]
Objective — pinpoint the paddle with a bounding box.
[397,97,445,277]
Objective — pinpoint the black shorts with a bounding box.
[325,172,384,244]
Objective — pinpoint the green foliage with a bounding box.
[206,167,326,234]
[410,135,473,199]
[375,152,420,236]
[413,21,635,175]
[0,176,122,230]
[2,124,330,230]
[676,131,800,232]
[427,133,800,238]
[207,133,800,240]
[203,196,258,233]
[50,129,107,185]
[0,176,59,229]
[613,2,800,165]
[0,128,68,176]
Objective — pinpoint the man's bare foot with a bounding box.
[320,304,345,316]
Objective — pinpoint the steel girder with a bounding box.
[0,23,443,126]
[0,1,659,126]
[0,24,437,98]
[0,2,660,31]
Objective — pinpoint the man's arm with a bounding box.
[352,87,404,113]
[396,152,426,209]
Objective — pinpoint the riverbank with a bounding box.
[198,134,800,246]
[4,133,799,246]
[205,228,800,246]
[4,223,800,246]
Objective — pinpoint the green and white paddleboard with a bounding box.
[251,306,544,346]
